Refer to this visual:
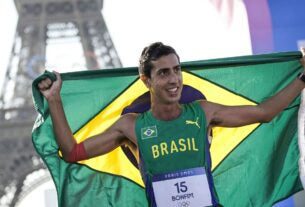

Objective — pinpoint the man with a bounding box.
[38,42,305,206]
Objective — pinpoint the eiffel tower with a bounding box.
[0,0,121,206]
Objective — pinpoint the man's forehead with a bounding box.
[151,54,180,70]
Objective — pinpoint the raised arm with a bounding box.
[38,72,137,162]
[202,52,305,128]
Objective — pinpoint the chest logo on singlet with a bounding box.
[186,117,200,129]
[141,125,158,139]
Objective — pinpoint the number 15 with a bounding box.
[174,181,188,193]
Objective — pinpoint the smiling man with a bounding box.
[38,42,305,207]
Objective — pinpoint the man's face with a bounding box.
[145,53,182,104]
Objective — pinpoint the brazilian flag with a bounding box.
[32,52,304,207]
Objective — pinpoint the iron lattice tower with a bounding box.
[0,0,121,206]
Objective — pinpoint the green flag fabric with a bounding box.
[32,52,304,207]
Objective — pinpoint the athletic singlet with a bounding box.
[135,101,219,207]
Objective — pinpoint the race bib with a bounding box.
[152,167,213,207]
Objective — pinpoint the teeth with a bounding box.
[168,88,178,92]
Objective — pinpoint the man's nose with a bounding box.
[168,70,179,83]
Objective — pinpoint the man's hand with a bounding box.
[38,71,62,101]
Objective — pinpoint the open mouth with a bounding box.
[167,87,178,92]
[166,87,180,97]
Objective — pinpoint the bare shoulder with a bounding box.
[198,100,220,125]
[116,113,139,144]
[119,113,138,124]
[198,99,214,112]
[115,113,138,130]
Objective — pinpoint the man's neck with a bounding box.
[151,102,182,121]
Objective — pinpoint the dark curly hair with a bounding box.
[139,42,180,78]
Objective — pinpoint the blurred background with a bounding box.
[0,0,304,206]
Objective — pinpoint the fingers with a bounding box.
[38,78,52,90]
[38,71,62,91]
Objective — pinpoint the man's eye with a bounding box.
[174,67,181,73]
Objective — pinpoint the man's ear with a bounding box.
[140,74,151,88]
